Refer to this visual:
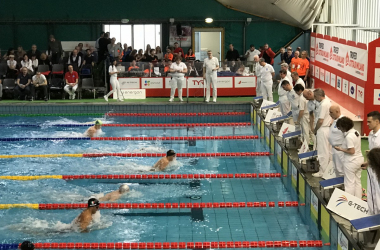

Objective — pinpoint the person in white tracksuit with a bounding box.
[278,69,291,116]
[334,117,363,198]
[104,60,123,102]
[281,80,299,123]
[253,55,262,96]
[312,88,332,178]
[293,84,310,144]
[169,57,187,102]
[202,50,219,102]
[328,105,345,177]
[259,58,275,101]
[303,89,320,150]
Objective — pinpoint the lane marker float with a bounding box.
[106,112,247,117]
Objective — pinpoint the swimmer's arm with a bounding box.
[86,127,96,138]
[159,161,169,171]
[152,159,162,170]
[79,214,92,233]
[98,194,110,202]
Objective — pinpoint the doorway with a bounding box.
[192,28,224,61]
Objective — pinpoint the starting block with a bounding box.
[298,150,319,173]
[270,111,293,133]
[252,96,263,110]
[351,214,380,233]
[261,101,280,111]
[282,130,302,149]
[319,177,344,199]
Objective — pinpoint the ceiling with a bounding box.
[216,0,324,30]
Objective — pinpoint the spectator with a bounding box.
[290,50,301,73]
[136,49,144,62]
[89,46,98,63]
[259,58,275,101]
[291,72,305,88]
[104,60,123,102]
[68,49,82,71]
[14,67,32,101]
[21,54,34,74]
[203,50,219,103]
[144,62,156,77]
[164,48,173,61]
[0,78,2,101]
[185,48,195,61]
[279,63,292,81]
[156,46,163,61]
[31,55,39,72]
[294,84,311,145]
[107,38,122,61]
[16,46,26,61]
[225,44,240,61]
[259,43,275,65]
[77,43,85,56]
[128,60,139,71]
[328,105,345,177]
[125,50,137,62]
[281,80,299,122]
[278,69,291,116]
[144,44,152,57]
[31,71,48,101]
[334,117,363,197]
[229,60,238,72]
[64,65,79,99]
[187,62,199,77]
[98,33,110,62]
[218,63,230,72]
[297,46,302,52]
[121,43,129,61]
[283,47,294,65]
[245,44,260,72]
[95,31,105,52]
[253,55,262,96]
[145,49,158,63]
[173,42,184,58]
[27,44,41,60]
[3,48,15,61]
[83,49,95,66]
[298,51,310,82]
[164,60,172,75]
[48,35,63,64]
[6,54,18,78]
[279,47,286,64]
[236,65,249,76]
[312,88,333,178]
[38,53,51,70]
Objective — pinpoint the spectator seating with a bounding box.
[2,78,16,99]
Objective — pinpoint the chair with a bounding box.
[0,63,7,78]
[2,78,16,99]
[80,64,92,79]
[80,78,95,99]
[37,65,51,76]
[51,64,64,75]
[49,64,65,99]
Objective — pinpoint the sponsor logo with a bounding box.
[337,79,341,88]
[144,80,150,86]
[238,81,241,84]
[378,93,380,101]
[346,51,365,75]
[350,86,355,94]
[192,80,204,86]
[336,195,348,206]
[336,195,369,214]
[316,43,329,62]
[358,89,363,98]
[282,127,289,134]
[331,46,345,68]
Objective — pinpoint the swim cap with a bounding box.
[166,150,176,156]
[119,184,130,193]
[21,241,34,250]
[88,198,100,208]
[94,120,102,126]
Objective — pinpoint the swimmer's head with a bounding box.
[88,198,100,213]
[119,184,130,194]
[21,241,34,250]
[166,149,176,161]
[94,120,102,130]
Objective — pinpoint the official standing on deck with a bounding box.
[259,58,275,101]
[203,50,219,103]
[328,105,345,176]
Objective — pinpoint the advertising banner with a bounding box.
[114,89,146,99]
[217,77,233,88]
[119,78,140,89]
[315,37,368,81]
[141,78,163,89]
[327,188,370,220]
[235,77,256,88]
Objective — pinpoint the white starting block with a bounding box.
[270,111,293,133]
[298,150,319,173]
[282,130,302,149]
[261,101,280,111]
[319,177,344,199]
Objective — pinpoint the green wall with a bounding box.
[0,0,302,55]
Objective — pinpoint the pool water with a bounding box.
[0,115,321,246]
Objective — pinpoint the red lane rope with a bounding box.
[106,112,247,117]
[30,240,325,249]
[90,135,259,141]
[38,201,302,210]
[102,122,252,127]
[82,152,270,158]
[62,173,282,180]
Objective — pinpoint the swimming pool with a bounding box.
[0,114,324,247]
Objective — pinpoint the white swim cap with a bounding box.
[119,184,130,193]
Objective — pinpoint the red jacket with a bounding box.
[260,48,275,65]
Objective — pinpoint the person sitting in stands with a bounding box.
[229,60,238,73]
[31,55,38,72]
[38,53,51,70]
[31,71,48,101]
[235,65,249,76]
[156,46,163,61]
[99,184,130,202]
[187,62,199,77]
[83,49,95,66]
[144,63,155,76]
[6,55,18,78]
[185,48,195,61]
[16,46,26,61]
[128,60,139,71]
[164,60,172,76]
[145,49,158,63]
[68,49,82,71]
[77,43,84,57]
[164,48,174,61]
[14,67,32,101]
[136,49,144,62]
[173,42,184,57]
[27,44,41,60]
[124,49,137,62]
[3,48,15,61]
[21,54,34,74]
[218,63,230,72]
[64,65,79,99]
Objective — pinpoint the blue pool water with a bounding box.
[0,115,322,247]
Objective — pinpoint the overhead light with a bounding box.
[121,19,129,23]
[247,18,252,23]
[205,18,213,23]
[170,18,174,24]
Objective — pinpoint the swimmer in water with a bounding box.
[99,184,130,202]
[151,149,176,171]
[20,241,34,250]
[76,198,100,232]
[84,120,102,137]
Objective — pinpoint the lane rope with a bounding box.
[0,135,259,142]
[106,112,247,117]
[0,152,271,159]
[0,173,282,181]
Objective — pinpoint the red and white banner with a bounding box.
[315,37,368,81]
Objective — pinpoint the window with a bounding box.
[103,24,161,51]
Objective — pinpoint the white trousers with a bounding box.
[316,127,331,173]
[261,80,273,101]
[279,95,290,116]
[300,116,310,144]
[170,76,185,99]
[64,84,78,96]
[343,157,363,198]
[205,72,217,101]
[256,78,262,97]
[106,77,122,100]
[331,148,344,176]
[367,167,380,215]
